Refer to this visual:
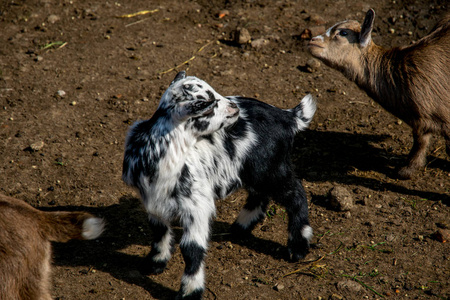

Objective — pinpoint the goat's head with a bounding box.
[307,9,376,73]
[158,71,240,136]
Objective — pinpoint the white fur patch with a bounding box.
[82,217,105,240]
[291,94,316,132]
[301,225,314,242]
[236,207,264,228]
[315,35,324,41]
[153,228,174,262]
[181,264,205,296]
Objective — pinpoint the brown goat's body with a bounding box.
[0,194,104,300]
[359,21,450,126]
[308,10,450,178]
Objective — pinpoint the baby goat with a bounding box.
[308,9,450,179]
[0,193,104,300]
[122,71,316,299]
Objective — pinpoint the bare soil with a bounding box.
[1,0,449,299]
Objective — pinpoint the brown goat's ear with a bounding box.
[360,9,375,48]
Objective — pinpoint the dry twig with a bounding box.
[116,9,159,18]
[281,241,343,278]
[158,41,214,75]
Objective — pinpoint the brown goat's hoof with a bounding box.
[397,166,414,179]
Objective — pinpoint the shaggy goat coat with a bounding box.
[122,71,316,299]
[0,194,104,300]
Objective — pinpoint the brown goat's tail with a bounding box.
[41,211,105,242]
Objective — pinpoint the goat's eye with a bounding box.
[338,30,348,37]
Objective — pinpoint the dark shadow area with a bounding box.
[46,130,449,299]
[294,130,450,205]
[210,221,288,261]
[48,195,300,299]
[49,196,177,300]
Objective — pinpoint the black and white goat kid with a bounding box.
[122,71,316,299]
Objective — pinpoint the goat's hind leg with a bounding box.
[230,190,270,238]
[275,179,312,262]
[141,215,174,275]
[442,125,450,158]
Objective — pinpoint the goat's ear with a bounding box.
[170,71,186,85]
[177,99,217,120]
[360,9,375,48]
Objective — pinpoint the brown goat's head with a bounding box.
[307,9,376,74]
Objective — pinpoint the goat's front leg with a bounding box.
[398,130,431,179]
[276,179,312,262]
[141,215,174,275]
[176,208,213,300]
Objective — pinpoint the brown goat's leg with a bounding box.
[442,126,450,157]
[398,131,431,179]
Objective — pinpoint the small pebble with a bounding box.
[305,58,321,73]
[218,9,229,18]
[329,186,354,211]
[251,38,269,49]
[47,14,60,24]
[235,28,251,45]
[30,141,45,151]
[435,228,450,243]
[56,90,66,97]
[273,284,284,291]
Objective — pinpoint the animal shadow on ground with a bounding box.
[295,130,450,205]
[50,196,177,300]
[49,196,290,300]
[49,131,449,299]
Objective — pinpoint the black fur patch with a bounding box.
[171,165,192,199]
[206,90,216,101]
[202,134,214,145]
[180,242,206,276]
[192,119,210,132]
[123,109,169,184]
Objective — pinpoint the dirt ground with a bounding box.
[0,0,449,299]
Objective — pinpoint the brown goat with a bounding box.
[308,9,450,179]
[0,194,104,300]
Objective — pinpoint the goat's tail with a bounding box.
[41,211,104,242]
[291,94,317,131]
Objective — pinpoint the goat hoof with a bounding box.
[287,239,310,262]
[288,248,308,262]
[139,258,167,275]
[397,166,414,179]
